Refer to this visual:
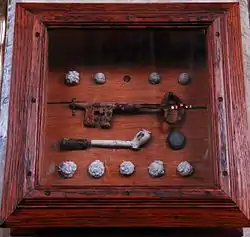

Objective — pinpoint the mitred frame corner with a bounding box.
[1,2,250,227]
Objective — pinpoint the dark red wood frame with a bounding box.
[1,2,250,228]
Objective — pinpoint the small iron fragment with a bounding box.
[65,71,80,85]
[93,72,106,84]
[120,161,135,176]
[167,130,186,150]
[177,161,194,177]
[58,161,77,178]
[88,160,105,178]
[148,160,165,177]
[178,73,191,85]
[148,72,161,85]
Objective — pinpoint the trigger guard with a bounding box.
[165,108,186,125]
[163,92,186,125]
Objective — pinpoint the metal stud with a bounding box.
[65,71,80,85]
[93,72,106,84]
[123,75,131,83]
[178,73,191,85]
[119,161,135,176]
[88,160,105,178]
[148,72,161,85]
[177,161,194,177]
[58,161,77,178]
[148,160,165,177]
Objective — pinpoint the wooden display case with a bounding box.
[1,2,250,228]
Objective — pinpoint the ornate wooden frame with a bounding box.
[0,2,250,227]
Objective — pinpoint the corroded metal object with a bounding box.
[67,92,207,128]
[60,138,91,150]
[84,104,115,128]
[167,130,186,150]
[177,161,194,177]
[58,161,77,178]
[59,129,151,151]
[119,161,135,176]
[148,72,161,84]
[93,72,106,84]
[148,160,165,177]
[65,70,80,85]
[178,73,191,85]
[88,160,105,178]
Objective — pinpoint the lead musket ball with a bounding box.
[177,161,194,177]
[93,72,106,84]
[58,161,77,178]
[65,71,80,85]
[148,72,161,85]
[148,160,165,177]
[120,161,135,176]
[88,160,105,178]
[167,130,186,150]
[178,73,191,85]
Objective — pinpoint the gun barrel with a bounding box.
[114,103,162,113]
[69,102,207,112]
[169,104,207,110]
[190,106,207,110]
[69,102,89,110]
[69,102,162,112]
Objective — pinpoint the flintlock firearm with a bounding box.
[48,92,207,128]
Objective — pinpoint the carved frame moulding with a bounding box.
[0,1,250,228]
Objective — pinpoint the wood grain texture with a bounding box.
[207,0,250,221]
[23,3,228,26]
[0,4,48,225]
[222,3,250,219]
[4,207,250,227]
[0,5,35,223]
[207,16,229,195]
[1,2,250,228]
